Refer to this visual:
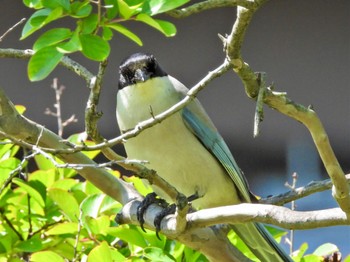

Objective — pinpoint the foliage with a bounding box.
[0,0,346,261]
[0,135,210,261]
[22,0,189,81]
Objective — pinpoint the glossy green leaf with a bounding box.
[80,14,99,34]
[145,0,189,15]
[46,222,78,235]
[136,14,176,37]
[105,23,142,46]
[16,237,43,252]
[41,0,70,11]
[102,27,113,41]
[31,251,65,262]
[48,188,80,222]
[84,215,110,235]
[12,178,45,207]
[104,0,118,19]
[21,9,51,39]
[28,46,63,81]
[56,31,81,53]
[80,194,105,218]
[34,153,55,170]
[70,2,92,18]
[107,225,148,248]
[33,28,72,51]
[51,178,78,190]
[117,0,141,19]
[0,158,21,185]
[79,34,110,61]
[87,241,112,262]
[23,0,43,9]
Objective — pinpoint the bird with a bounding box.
[116,52,292,262]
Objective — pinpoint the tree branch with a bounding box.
[167,0,256,18]
[223,3,350,214]
[0,48,94,83]
[0,87,140,205]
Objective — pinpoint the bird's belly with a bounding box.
[123,113,239,209]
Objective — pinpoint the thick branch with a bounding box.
[224,3,350,214]
[0,87,140,205]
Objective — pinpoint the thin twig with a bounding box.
[0,18,26,42]
[167,0,256,18]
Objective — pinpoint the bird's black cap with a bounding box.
[118,53,168,89]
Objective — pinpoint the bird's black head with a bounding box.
[118,53,168,89]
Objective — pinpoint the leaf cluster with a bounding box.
[21,0,189,81]
[0,133,210,262]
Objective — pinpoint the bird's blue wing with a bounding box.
[182,107,252,202]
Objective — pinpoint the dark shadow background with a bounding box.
[1,0,349,257]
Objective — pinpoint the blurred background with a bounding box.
[0,0,349,257]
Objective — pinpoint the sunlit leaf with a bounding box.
[136,14,176,37]
[12,178,45,207]
[31,251,65,262]
[79,34,110,61]
[105,23,142,46]
[46,222,78,235]
[33,28,72,51]
[48,188,80,222]
[87,241,112,262]
[28,46,63,81]
[145,0,189,15]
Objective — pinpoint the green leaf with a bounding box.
[56,31,82,53]
[80,14,99,34]
[46,222,78,235]
[104,0,118,19]
[102,27,113,41]
[105,23,142,46]
[16,237,43,253]
[145,0,189,15]
[117,0,142,19]
[144,247,175,262]
[70,2,92,18]
[41,0,70,11]
[48,188,80,222]
[23,0,43,9]
[28,46,63,81]
[87,241,112,262]
[33,28,72,52]
[21,9,51,39]
[136,14,176,37]
[12,178,45,207]
[107,225,148,248]
[31,251,65,262]
[34,153,55,170]
[79,34,110,61]
[51,178,78,191]
[313,243,338,257]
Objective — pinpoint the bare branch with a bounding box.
[0,18,26,42]
[0,87,140,205]
[167,0,256,18]
[0,48,94,83]
[224,3,350,214]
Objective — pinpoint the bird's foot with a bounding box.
[137,192,199,239]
